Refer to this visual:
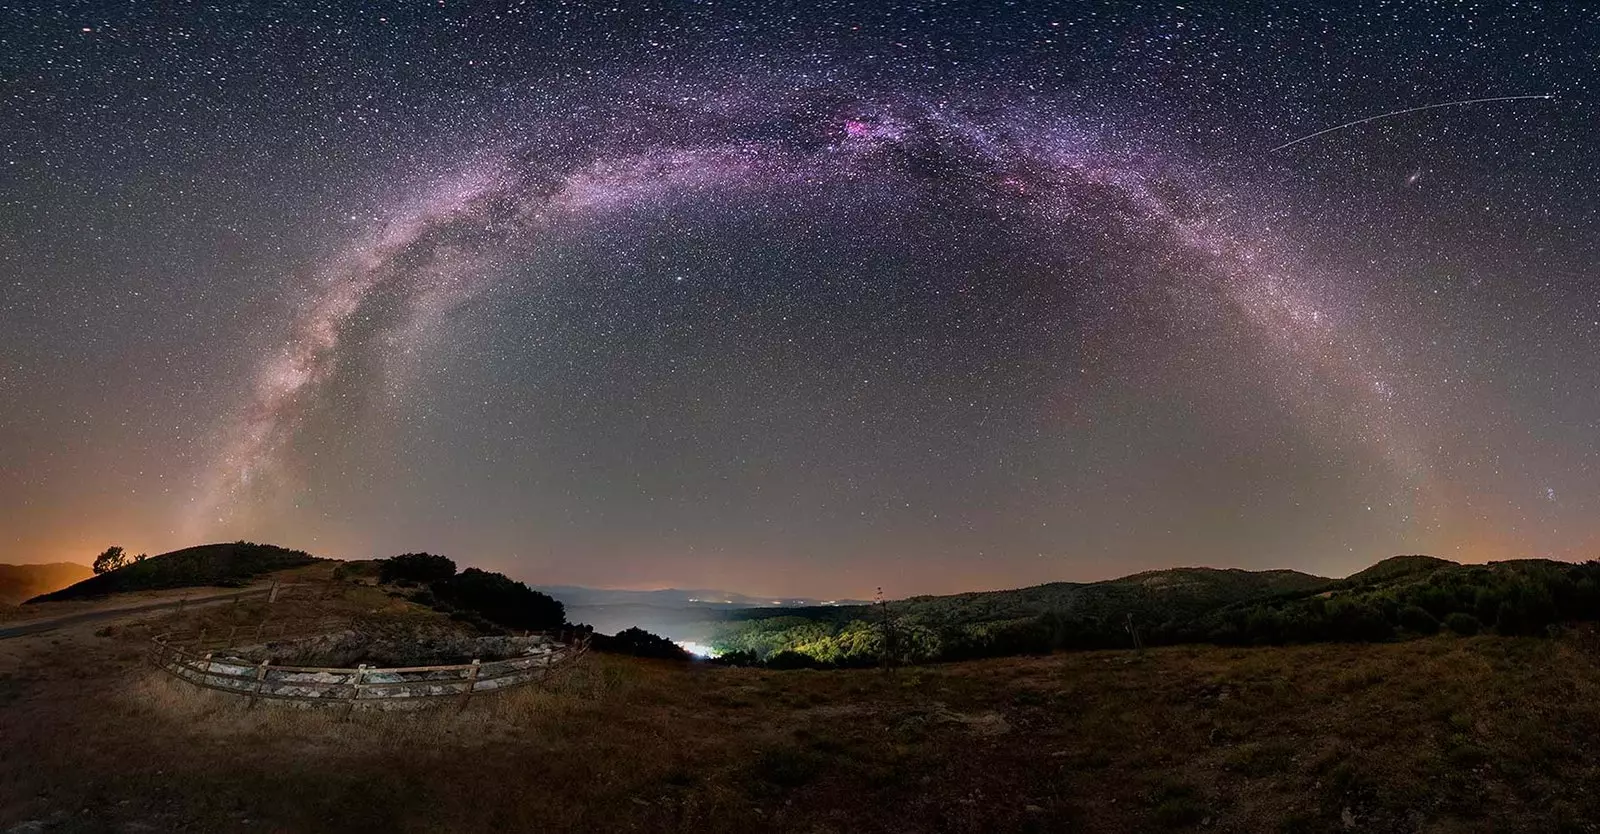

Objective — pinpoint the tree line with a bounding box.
[710,559,1600,668]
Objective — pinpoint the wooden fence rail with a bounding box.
[149,627,591,710]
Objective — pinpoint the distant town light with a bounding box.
[675,640,718,658]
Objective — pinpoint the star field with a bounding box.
[2,2,1598,597]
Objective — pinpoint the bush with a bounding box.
[380,553,457,585]
[592,626,691,660]
[1398,604,1440,635]
[1444,612,1481,636]
[710,649,762,667]
[430,568,564,632]
[765,649,826,670]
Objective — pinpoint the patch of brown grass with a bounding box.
[7,579,1600,832]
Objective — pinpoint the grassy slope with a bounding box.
[27,543,320,602]
[2,571,1599,832]
[0,562,93,605]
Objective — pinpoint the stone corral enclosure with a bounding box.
[150,624,591,710]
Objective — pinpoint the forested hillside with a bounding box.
[710,557,1600,667]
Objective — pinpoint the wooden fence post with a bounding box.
[269,580,280,604]
[345,664,367,719]
[457,659,482,713]
[248,659,270,709]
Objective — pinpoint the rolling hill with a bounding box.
[704,556,1600,665]
[0,562,93,605]
[696,565,1334,662]
[27,542,321,603]
[1341,554,1459,585]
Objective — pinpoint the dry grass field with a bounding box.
[5,573,1600,833]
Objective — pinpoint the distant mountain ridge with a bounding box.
[715,565,1332,628]
[534,584,874,638]
[534,584,871,608]
[0,562,93,605]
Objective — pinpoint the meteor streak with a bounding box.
[1268,94,1556,153]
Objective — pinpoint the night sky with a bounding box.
[3,2,1597,598]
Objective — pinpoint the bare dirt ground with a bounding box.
[4,574,1600,833]
[0,587,274,639]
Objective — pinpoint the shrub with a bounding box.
[1444,612,1481,636]
[1398,604,1440,635]
[380,553,457,585]
[430,568,564,632]
[765,649,826,670]
[710,649,762,667]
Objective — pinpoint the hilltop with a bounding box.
[1342,554,1459,585]
[0,562,93,605]
[27,542,321,603]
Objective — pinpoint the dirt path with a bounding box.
[0,587,271,640]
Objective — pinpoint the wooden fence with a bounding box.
[149,626,592,712]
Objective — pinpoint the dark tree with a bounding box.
[379,552,457,585]
[593,626,691,660]
[92,546,127,575]
[430,568,564,631]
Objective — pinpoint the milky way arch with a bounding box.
[186,89,1423,533]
